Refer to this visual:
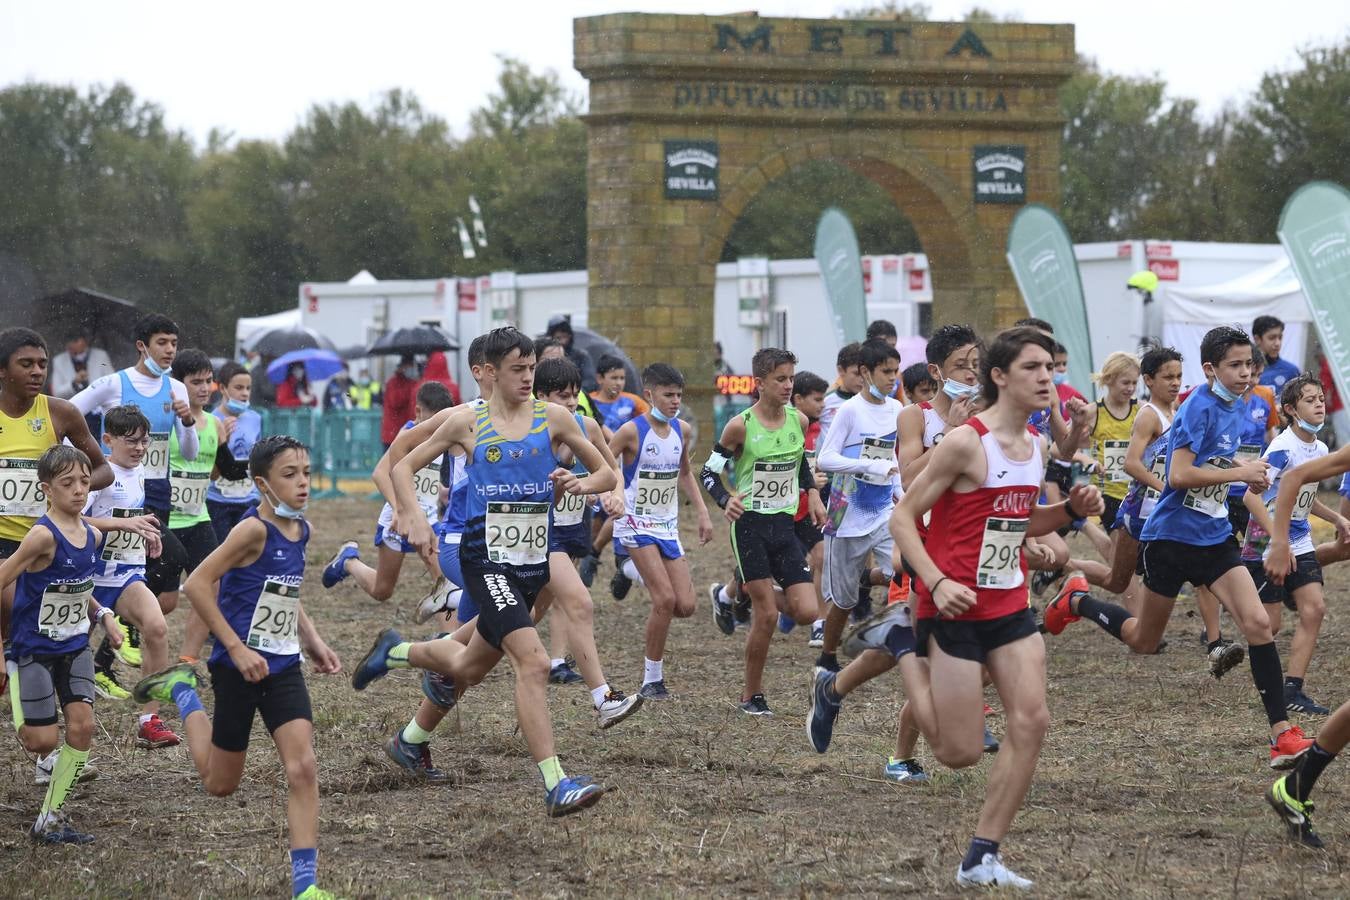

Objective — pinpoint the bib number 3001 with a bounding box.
[38,578,93,641]
[749,461,795,511]
[144,433,170,479]
[977,518,1027,589]
[486,502,549,566]
[246,579,300,656]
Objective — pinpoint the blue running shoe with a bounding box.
[385,733,449,782]
[777,612,796,634]
[806,668,841,753]
[983,726,1000,754]
[578,553,599,588]
[322,541,360,589]
[549,660,585,684]
[546,776,607,817]
[421,668,457,710]
[637,680,670,701]
[32,812,94,845]
[882,757,930,784]
[352,628,404,691]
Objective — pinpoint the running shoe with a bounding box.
[882,757,929,784]
[1030,567,1064,598]
[385,732,448,782]
[710,583,735,636]
[132,662,198,705]
[421,669,457,711]
[597,689,643,729]
[733,591,752,627]
[1208,640,1245,679]
[93,669,132,701]
[1267,774,1324,848]
[546,776,606,817]
[851,592,873,624]
[414,577,453,624]
[31,812,94,845]
[321,540,359,589]
[955,853,1032,890]
[813,653,840,675]
[352,628,405,691]
[610,567,632,601]
[777,612,796,634]
[548,660,585,685]
[1286,685,1330,716]
[578,553,599,588]
[983,727,1000,754]
[637,680,670,701]
[296,887,338,900]
[1041,573,1088,636]
[1271,726,1315,770]
[137,714,181,748]
[739,693,773,717]
[806,669,841,753]
[808,622,824,648]
[35,751,99,786]
[114,617,141,668]
[842,600,912,659]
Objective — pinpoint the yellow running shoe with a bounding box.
[113,616,142,668]
[94,669,132,701]
[296,887,339,900]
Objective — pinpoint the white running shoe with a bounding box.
[35,750,99,786]
[596,690,643,729]
[955,854,1032,890]
[415,578,454,624]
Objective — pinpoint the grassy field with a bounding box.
[3,495,1350,897]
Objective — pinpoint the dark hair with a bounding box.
[467,334,488,368]
[792,370,829,399]
[1139,346,1183,378]
[534,336,561,355]
[216,361,250,387]
[980,326,1057,403]
[1052,342,1067,356]
[0,327,47,367]
[415,381,454,412]
[865,319,898,341]
[534,357,582,397]
[596,354,625,377]
[1013,317,1054,334]
[1280,373,1324,425]
[481,327,534,368]
[1200,326,1251,367]
[835,342,863,371]
[859,339,901,371]
[38,445,91,485]
[642,363,684,389]
[902,362,939,396]
[1250,346,1266,370]
[134,314,179,346]
[1252,315,1284,339]
[64,327,90,343]
[249,434,308,481]
[925,324,979,367]
[752,347,797,379]
[170,348,213,382]
[103,404,151,439]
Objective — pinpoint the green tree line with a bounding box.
[1,34,1347,351]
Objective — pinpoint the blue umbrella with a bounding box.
[267,348,345,384]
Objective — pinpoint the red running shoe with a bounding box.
[138,714,181,749]
[1270,725,1314,770]
[1042,573,1088,636]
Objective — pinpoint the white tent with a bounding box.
[235,307,301,355]
[1159,255,1309,391]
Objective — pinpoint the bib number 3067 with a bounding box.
[634,469,678,518]
[977,518,1027,589]
[246,579,300,656]
[486,502,549,566]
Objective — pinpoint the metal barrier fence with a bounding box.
[259,408,384,499]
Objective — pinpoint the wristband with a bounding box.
[97,606,115,620]
[931,576,948,594]
[1064,497,1083,521]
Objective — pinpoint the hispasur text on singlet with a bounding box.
[913,418,1043,622]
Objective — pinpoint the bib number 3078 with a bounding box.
[486,502,549,566]
[977,518,1027,589]
[246,579,300,656]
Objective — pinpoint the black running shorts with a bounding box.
[1246,554,1323,610]
[914,608,1039,663]
[461,560,541,650]
[1139,538,1242,599]
[732,512,812,589]
[1227,496,1251,546]
[794,516,824,555]
[209,662,312,753]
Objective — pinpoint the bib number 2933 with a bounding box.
[246,579,300,656]
[977,518,1027,589]
[486,502,549,566]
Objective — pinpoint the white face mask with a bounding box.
[943,378,978,400]
[1296,417,1324,435]
[262,480,306,519]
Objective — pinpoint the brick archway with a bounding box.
[575,12,1075,436]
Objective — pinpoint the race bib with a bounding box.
[246,579,300,656]
[1235,443,1263,465]
[101,508,146,566]
[414,462,442,511]
[857,437,896,485]
[486,501,549,566]
[748,460,795,511]
[553,489,588,527]
[633,469,678,519]
[804,449,817,478]
[1101,440,1130,484]
[1182,460,1234,519]
[170,469,209,517]
[977,517,1027,589]
[38,578,93,642]
[1293,480,1318,521]
[215,476,254,500]
[144,432,170,479]
[1141,457,1167,513]
[0,458,45,518]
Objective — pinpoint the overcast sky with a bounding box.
[3,0,1346,145]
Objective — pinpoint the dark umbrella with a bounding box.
[367,326,458,357]
[267,349,345,384]
[570,326,641,393]
[249,326,335,357]
[24,287,140,368]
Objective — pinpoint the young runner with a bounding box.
[609,363,713,699]
[589,354,648,432]
[702,348,823,715]
[818,343,864,440]
[166,350,228,611]
[1083,352,1139,554]
[134,435,342,899]
[901,363,940,404]
[1253,314,1301,390]
[891,326,1104,889]
[205,361,262,542]
[1,445,112,844]
[352,327,616,816]
[1043,325,1314,767]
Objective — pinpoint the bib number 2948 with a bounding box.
[486,502,549,566]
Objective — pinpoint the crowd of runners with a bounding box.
[2,309,1349,894]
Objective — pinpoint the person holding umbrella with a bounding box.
[547,315,597,393]
[381,355,419,450]
[275,363,316,409]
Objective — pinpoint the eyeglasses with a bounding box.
[113,437,152,448]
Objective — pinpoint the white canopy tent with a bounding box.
[1159,255,1309,391]
[235,307,301,355]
